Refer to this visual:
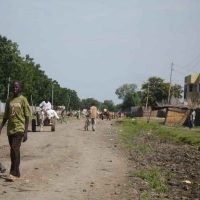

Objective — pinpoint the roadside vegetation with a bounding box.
[117,117,200,147]
[115,117,200,199]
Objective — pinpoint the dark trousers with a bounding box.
[8,133,23,177]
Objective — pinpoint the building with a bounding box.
[184,73,200,104]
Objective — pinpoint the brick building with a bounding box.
[184,73,200,104]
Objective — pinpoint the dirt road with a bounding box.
[0,118,129,200]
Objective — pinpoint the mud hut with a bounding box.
[164,106,190,126]
[152,105,191,126]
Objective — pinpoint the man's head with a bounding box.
[12,80,22,97]
[43,96,50,103]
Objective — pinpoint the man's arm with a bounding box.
[23,116,29,142]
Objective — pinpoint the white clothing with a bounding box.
[191,110,196,120]
[47,109,59,119]
[39,101,52,111]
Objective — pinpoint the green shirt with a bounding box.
[4,95,31,135]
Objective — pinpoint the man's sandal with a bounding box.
[4,174,20,182]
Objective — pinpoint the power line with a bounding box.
[173,67,189,77]
[175,51,200,68]
[174,52,200,75]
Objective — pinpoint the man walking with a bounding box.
[90,104,97,131]
[0,80,31,181]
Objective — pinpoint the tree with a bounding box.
[0,35,23,101]
[170,84,183,99]
[101,100,116,111]
[67,90,81,111]
[80,98,100,110]
[115,83,137,100]
[121,92,141,111]
[141,76,183,107]
[115,83,141,111]
[0,35,81,109]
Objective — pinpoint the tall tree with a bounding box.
[115,83,137,100]
[0,35,81,108]
[170,84,183,99]
[80,98,100,110]
[141,76,183,107]
[102,100,116,111]
[115,83,141,111]
[0,35,23,101]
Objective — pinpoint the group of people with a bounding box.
[0,80,198,183]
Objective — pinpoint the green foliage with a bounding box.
[67,90,81,110]
[122,92,141,111]
[0,35,80,109]
[115,83,141,111]
[80,98,100,110]
[101,100,116,112]
[141,191,151,198]
[0,36,22,101]
[117,118,200,147]
[115,119,141,149]
[115,83,137,100]
[170,84,183,99]
[134,168,168,193]
[141,77,183,107]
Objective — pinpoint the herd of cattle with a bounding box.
[31,106,124,132]
[57,109,124,121]
[98,110,124,120]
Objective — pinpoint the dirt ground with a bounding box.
[114,120,200,200]
[0,118,200,200]
[123,131,200,200]
[0,118,129,200]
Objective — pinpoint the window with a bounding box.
[194,84,197,92]
[189,84,193,92]
[184,85,187,99]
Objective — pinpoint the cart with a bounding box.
[32,111,56,132]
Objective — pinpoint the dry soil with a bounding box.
[0,118,129,200]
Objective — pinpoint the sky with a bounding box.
[0,0,200,104]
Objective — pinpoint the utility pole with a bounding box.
[7,77,10,99]
[30,94,34,113]
[167,62,174,104]
[145,82,150,109]
[51,83,54,109]
[66,94,71,112]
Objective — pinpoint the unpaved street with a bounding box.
[0,118,128,200]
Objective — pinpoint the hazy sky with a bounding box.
[0,0,199,104]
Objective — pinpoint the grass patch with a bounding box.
[115,118,150,151]
[116,118,200,147]
[135,143,152,154]
[141,191,151,198]
[134,167,168,193]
